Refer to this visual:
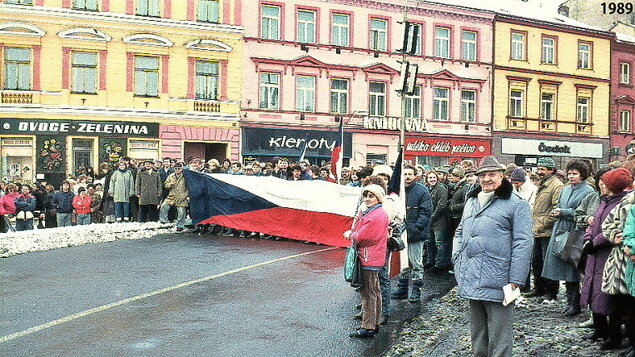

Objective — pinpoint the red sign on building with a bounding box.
[405,137,491,158]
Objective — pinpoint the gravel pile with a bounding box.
[387,287,625,357]
[0,222,173,258]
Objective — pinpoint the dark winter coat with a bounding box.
[405,181,432,243]
[51,190,75,213]
[448,179,469,218]
[14,194,36,217]
[135,169,162,205]
[427,183,448,232]
[452,179,533,302]
[580,191,627,315]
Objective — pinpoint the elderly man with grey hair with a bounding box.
[452,155,532,357]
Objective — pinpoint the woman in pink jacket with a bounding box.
[0,183,19,233]
[72,187,92,226]
[346,184,389,338]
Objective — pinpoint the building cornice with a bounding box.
[495,65,610,83]
[496,14,615,40]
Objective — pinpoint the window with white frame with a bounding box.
[3,47,31,90]
[404,86,421,118]
[331,13,349,47]
[259,72,279,110]
[509,90,524,117]
[460,90,476,122]
[330,78,348,114]
[297,9,316,43]
[195,60,218,100]
[370,18,387,51]
[540,93,554,120]
[295,76,315,112]
[435,27,450,58]
[577,96,590,123]
[620,110,631,132]
[433,87,449,120]
[136,0,159,16]
[134,56,159,97]
[620,62,631,84]
[578,42,591,69]
[461,31,476,61]
[73,0,98,11]
[542,37,555,64]
[197,0,219,23]
[368,81,386,116]
[72,51,97,94]
[511,32,525,60]
[261,4,280,40]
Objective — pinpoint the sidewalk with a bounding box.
[0,222,173,258]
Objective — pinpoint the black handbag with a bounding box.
[387,223,406,251]
[560,229,586,266]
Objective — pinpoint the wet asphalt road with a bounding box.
[0,233,455,357]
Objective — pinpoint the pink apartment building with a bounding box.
[609,31,635,161]
[240,0,494,167]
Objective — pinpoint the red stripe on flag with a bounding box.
[198,207,352,247]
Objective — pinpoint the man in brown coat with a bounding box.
[526,157,563,300]
[135,160,162,222]
[159,163,189,232]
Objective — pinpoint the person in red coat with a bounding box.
[72,187,92,226]
[0,183,19,232]
[345,184,389,338]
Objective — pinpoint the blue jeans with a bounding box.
[56,213,72,227]
[76,213,91,225]
[379,250,392,315]
[427,230,451,267]
[15,219,34,231]
[159,203,186,229]
[400,240,424,281]
[114,202,130,220]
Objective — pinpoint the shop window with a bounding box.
[261,4,281,40]
[620,62,631,84]
[404,85,421,119]
[578,41,591,69]
[295,75,315,112]
[460,90,476,122]
[137,0,159,17]
[511,31,526,60]
[370,18,387,51]
[197,0,219,23]
[129,139,160,161]
[509,90,524,118]
[72,51,97,94]
[195,60,219,100]
[366,153,386,165]
[331,13,350,47]
[73,0,98,11]
[134,55,159,97]
[461,30,476,61]
[434,27,450,58]
[3,47,31,90]
[433,87,449,120]
[541,36,555,64]
[619,110,631,132]
[576,96,590,123]
[259,72,279,110]
[330,78,348,114]
[540,93,554,120]
[368,81,386,116]
[297,9,316,43]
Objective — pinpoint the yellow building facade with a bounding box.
[0,0,243,185]
[492,14,613,167]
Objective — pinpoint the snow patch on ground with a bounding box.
[0,222,174,258]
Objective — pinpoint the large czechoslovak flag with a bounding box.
[183,170,361,247]
[329,119,344,182]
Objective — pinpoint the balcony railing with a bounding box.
[194,101,220,112]
[2,92,32,104]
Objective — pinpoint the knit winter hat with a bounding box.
[537,157,556,168]
[510,167,527,183]
[372,165,393,178]
[476,156,505,175]
[602,168,633,193]
[451,167,465,178]
[362,184,386,203]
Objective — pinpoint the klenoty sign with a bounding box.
[501,138,603,158]
[1,119,158,137]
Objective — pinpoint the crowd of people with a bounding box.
[2,152,635,356]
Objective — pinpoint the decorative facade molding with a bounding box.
[0,22,45,37]
[185,39,233,52]
[58,27,112,42]
[615,95,635,105]
[123,33,173,47]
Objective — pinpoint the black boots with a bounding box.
[391,279,409,300]
[409,280,424,302]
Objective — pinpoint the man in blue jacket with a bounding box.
[452,155,532,357]
[391,165,432,302]
[51,180,75,227]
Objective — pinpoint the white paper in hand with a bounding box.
[502,284,521,306]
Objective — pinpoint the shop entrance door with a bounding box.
[73,139,93,175]
[204,143,228,161]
